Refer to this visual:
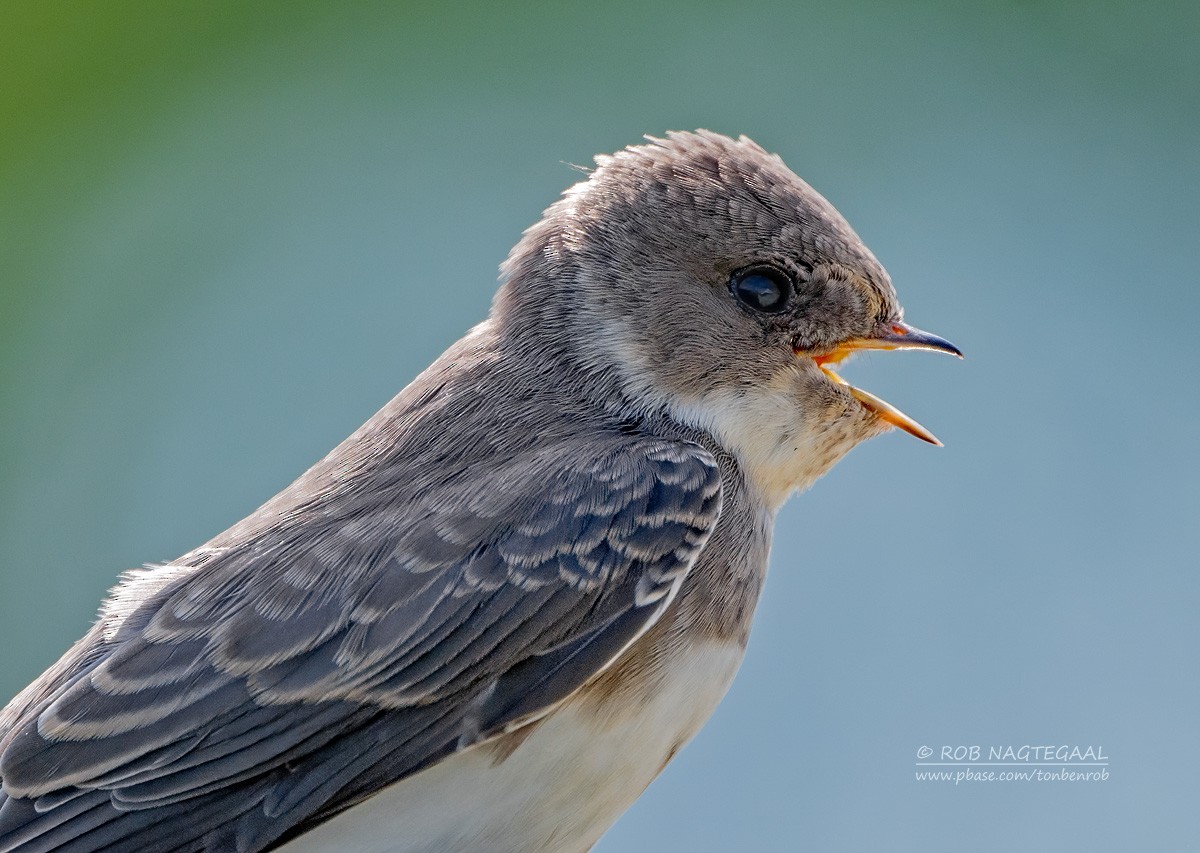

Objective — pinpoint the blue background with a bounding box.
[2,2,1197,849]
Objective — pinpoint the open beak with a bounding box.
[810,322,962,446]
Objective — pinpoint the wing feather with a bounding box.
[0,436,722,852]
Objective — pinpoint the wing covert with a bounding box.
[0,436,722,852]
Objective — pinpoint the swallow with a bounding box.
[0,131,960,852]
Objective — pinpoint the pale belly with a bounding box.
[281,639,745,853]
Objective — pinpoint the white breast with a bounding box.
[281,639,745,853]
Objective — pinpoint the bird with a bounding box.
[0,130,960,852]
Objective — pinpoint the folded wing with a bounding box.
[0,436,721,852]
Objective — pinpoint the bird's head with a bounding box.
[496,130,960,507]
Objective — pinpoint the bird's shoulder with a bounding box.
[0,417,723,852]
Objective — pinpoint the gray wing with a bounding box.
[0,436,722,852]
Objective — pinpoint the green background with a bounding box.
[2,2,1197,849]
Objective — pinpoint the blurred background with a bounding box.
[2,1,1197,850]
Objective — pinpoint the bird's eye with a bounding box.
[730,265,793,313]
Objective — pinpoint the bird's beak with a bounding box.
[810,322,962,446]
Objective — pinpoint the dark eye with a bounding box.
[730,265,793,313]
